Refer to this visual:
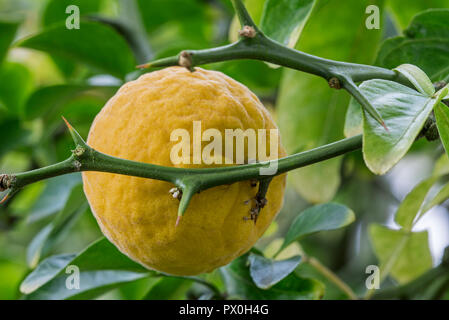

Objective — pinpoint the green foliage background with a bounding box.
[0,0,449,300]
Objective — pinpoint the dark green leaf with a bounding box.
[0,62,33,116]
[24,84,117,121]
[281,203,355,251]
[221,254,323,300]
[0,118,31,156]
[42,0,102,26]
[23,238,153,300]
[27,173,82,223]
[18,21,136,78]
[143,277,192,300]
[0,17,20,65]
[362,80,445,174]
[260,0,315,47]
[377,9,449,82]
[387,2,449,29]
[248,253,302,289]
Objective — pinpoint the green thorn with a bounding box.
[62,116,88,148]
[230,0,258,29]
[343,78,388,131]
[176,185,198,226]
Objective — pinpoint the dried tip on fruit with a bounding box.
[239,25,256,38]
[61,116,73,131]
[175,215,182,227]
[0,193,9,205]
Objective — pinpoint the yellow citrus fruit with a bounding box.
[82,67,286,275]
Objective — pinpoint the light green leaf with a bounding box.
[344,97,363,137]
[377,9,449,82]
[435,102,449,157]
[277,0,384,203]
[248,253,302,289]
[18,21,135,78]
[20,254,76,294]
[394,64,435,96]
[27,185,87,268]
[27,173,82,223]
[395,177,437,231]
[370,224,432,284]
[388,3,449,30]
[221,254,323,300]
[362,79,444,174]
[422,182,449,213]
[260,0,315,47]
[23,238,154,300]
[281,203,355,251]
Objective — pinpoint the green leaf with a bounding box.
[394,64,435,96]
[27,185,87,268]
[362,79,444,174]
[221,254,324,300]
[23,238,153,300]
[18,21,135,78]
[24,84,117,121]
[277,0,384,203]
[422,181,449,213]
[377,9,449,82]
[260,0,315,47]
[143,277,192,300]
[395,177,437,231]
[0,62,33,116]
[248,253,302,289]
[387,2,449,30]
[0,17,20,65]
[27,173,82,223]
[0,118,31,156]
[20,254,76,294]
[370,224,432,284]
[281,203,355,251]
[42,0,102,26]
[435,102,449,158]
[344,97,363,137]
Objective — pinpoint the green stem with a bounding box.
[305,255,358,300]
[0,119,363,217]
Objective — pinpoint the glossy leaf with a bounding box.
[18,21,136,78]
[395,177,437,231]
[23,238,153,300]
[377,9,449,82]
[248,253,302,289]
[394,64,435,96]
[220,254,324,300]
[370,224,432,284]
[260,0,315,47]
[344,97,363,137]
[27,173,82,223]
[362,79,445,174]
[26,185,87,268]
[21,254,76,294]
[281,203,355,251]
[277,0,384,203]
